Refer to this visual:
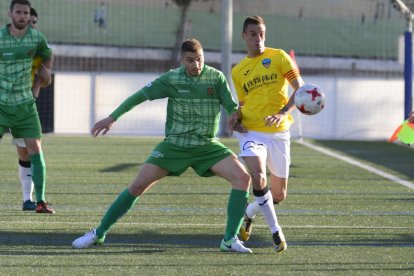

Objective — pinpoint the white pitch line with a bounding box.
[1,221,413,230]
[297,140,414,190]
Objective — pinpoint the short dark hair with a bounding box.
[181,38,203,54]
[243,15,265,33]
[30,7,37,17]
[10,0,31,12]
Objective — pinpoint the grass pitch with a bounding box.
[0,135,413,275]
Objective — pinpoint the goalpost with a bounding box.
[390,0,413,119]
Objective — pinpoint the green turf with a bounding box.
[0,135,413,275]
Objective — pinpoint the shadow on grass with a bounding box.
[0,231,224,248]
[251,232,414,248]
[310,140,414,181]
[99,163,141,173]
[0,230,413,254]
[0,231,226,256]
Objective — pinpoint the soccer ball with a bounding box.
[294,83,326,115]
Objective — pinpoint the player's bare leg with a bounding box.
[269,174,288,204]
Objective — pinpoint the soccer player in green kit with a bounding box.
[13,6,54,211]
[72,38,252,253]
[0,0,54,213]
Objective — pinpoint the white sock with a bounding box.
[19,165,34,202]
[245,201,260,219]
[256,191,281,234]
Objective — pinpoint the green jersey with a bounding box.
[0,25,52,106]
[111,65,238,148]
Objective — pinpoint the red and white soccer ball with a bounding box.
[294,83,326,115]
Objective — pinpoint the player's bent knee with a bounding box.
[251,173,267,189]
[129,185,144,197]
[258,173,267,186]
[273,192,287,203]
[240,172,251,188]
[129,182,150,197]
[231,171,250,191]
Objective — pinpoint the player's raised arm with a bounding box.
[91,116,115,137]
[264,76,304,127]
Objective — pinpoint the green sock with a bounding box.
[96,188,139,238]
[30,152,46,202]
[224,189,249,241]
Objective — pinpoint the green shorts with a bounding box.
[145,141,234,177]
[0,100,42,139]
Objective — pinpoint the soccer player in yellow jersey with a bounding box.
[12,6,54,211]
[230,15,305,253]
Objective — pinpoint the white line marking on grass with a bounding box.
[297,140,414,190]
[1,221,413,230]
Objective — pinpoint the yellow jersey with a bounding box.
[32,56,42,82]
[232,48,300,133]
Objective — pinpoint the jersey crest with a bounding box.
[262,58,271,68]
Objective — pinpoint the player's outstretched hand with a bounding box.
[232,122,248,133]
[264,112,286,127]
[91,116,115,137]
[228,112,247,134]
